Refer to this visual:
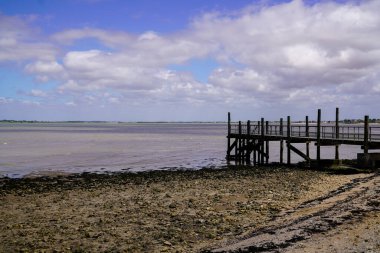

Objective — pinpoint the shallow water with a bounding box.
[0,123,364,178]
[0,123,227,177]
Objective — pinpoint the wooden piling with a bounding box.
[306,115,310,159]
[265,121,269,164]
[227,112,231,160]
[246,120,251,164]
[317,109,321,166]
[280,118,283,164]
[261,118,265,164]
[253,139,257,165]
[257,121,261,164]
[287,116,291,165]
[238,121,242,162]
[335,107,340,160]
[364,115,369,154]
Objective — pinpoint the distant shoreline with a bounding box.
[0,120,227,124]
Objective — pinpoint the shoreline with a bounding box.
[0,166,378,252]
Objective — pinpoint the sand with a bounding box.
[0,166,378,252]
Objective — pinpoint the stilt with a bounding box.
[287,116,291,165]
[280,118,283,164]
[253,139,257,165]
[364,115,369,154]
[227,112,231,160]
[238,121,242,163]
[306,115,309,159]
[261,118,265,164]
[265,121,269,164]
[257,121,261,164]
[246,120,251,164]
[317,109,321,166]
[335,108,340,160]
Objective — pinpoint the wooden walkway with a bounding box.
[226,108,380,167]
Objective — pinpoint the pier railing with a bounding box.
[230,123,380,141]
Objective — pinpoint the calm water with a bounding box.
[0,123,227,178]
[0,123,363,178]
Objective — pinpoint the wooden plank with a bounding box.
[362,143,380,150]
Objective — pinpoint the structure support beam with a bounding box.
[317,109,321,166]
[306,115,310,159]
[335,107,340,160]
[280,118,283,164]
[364,115,369,154]
[227,112,231,160]
[261,118,265,164]
[287,116,291,165]
[289,144,311,162]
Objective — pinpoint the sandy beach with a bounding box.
[0,166,378,252]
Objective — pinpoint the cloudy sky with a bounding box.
[0,0,379,121]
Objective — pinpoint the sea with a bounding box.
[0,122,363,178]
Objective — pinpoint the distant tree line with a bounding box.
[342,119,380,124]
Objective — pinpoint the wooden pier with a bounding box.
[226,108,380,168]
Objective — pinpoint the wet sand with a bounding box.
[0,166,377,252]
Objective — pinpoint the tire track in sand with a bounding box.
[208,172,380,253]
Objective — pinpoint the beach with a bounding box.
[1,166,378,252]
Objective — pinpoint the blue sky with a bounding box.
[0,0,379,121]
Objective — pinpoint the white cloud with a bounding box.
[65,101,77,106]
[0,97,14,104]
[28,89,48,97]
[21,100,41,106]
[2,0,380,119]
[25,61,64,74]
[51,28,133,48]
[0,14,57,62]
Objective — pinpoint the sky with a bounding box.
[0,0,379,121]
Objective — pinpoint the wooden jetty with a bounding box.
[226,108,380,168]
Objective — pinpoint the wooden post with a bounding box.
[246,120,251,164]
[317,109,321,166]
[238,121,242,162]
[227,112,231,160]
[335,107,340,160]
[280,118,283,164]
[364,115,369,154]
[261,118,265,164]
[306,115,310,159]
[257,121,261,164]
[287,116,291,165]
[234,120,238,161]
[253,140,257,165]
[265,121,269,164]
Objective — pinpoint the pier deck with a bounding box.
[226,108,380,167]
